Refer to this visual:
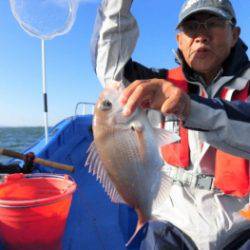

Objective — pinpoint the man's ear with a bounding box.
[176,33,180,43]
[232,27,240,47]
[176,33,182,49]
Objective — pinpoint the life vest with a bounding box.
[161,66,250,197]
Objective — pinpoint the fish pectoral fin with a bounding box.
[85,142,126,204]
[152,170,172,211]
[130,121,144,133]
[153,127,180,147]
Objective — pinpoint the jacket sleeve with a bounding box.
[184,95,250,159]
[91,0,167,86]
[91,0,139,86]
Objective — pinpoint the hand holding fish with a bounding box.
[119,78,190,119]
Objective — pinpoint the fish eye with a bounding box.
[100,99,112,111]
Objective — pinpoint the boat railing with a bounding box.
[75,102,95,116]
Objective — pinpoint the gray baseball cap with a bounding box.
[178,0,236,27]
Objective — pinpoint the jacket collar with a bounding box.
[223,39,249,76]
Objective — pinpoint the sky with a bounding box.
[0,0,249,127]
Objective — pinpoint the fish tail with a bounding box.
[125,210,147,247]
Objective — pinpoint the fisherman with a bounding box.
[0,152,35,174]
[92,0,250,249]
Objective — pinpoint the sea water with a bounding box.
[0,127,43,164]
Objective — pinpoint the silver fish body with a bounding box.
[86,84,178,242]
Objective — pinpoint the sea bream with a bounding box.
[85,83,179,244]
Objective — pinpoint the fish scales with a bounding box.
[86,83,179,245]
[94,115,162,214]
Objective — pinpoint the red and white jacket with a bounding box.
[162,67,250,197]
[91,0,250,248]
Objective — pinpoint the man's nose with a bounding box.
[193,28,210,43]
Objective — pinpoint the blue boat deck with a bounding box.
[22,115,131,250]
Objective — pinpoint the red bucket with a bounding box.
[0,173,77,250]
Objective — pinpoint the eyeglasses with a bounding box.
[178,17,233,34]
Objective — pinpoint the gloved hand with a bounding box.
[22,152,35,173]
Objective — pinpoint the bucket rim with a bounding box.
[0,173,77,208]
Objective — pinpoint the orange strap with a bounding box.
[160,67,190,168]
[215,84,250,197]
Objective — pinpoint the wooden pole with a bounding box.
[0,148,74,173]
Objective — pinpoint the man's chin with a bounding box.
[191,61,216,74]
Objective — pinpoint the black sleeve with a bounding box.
[124,59,168,82]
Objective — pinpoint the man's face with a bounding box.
[176,13,240,76]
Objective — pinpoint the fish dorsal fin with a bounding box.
[153,127,180,147]
[152,170,172,211]
[85,142,125,204]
